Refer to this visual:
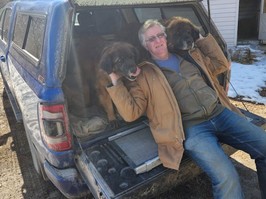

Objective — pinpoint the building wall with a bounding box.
[202,0,239,47]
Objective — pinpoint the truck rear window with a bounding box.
[134,6,205,34]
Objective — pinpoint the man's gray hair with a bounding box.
[138,19,166,48]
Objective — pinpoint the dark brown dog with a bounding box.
[100,42,140,81]
[165,16,200,52]
[65,36,140,126]
[97,42,140,125]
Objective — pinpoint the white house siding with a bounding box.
[202,0,239,47]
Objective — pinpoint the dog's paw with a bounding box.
[108,120,120,129]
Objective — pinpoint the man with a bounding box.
[107,19,266,199]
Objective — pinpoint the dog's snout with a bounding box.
[187,39,193,45]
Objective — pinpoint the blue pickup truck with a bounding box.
[0,0,265,198]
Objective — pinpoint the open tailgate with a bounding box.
[74,109,265,199]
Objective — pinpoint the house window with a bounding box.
[13,13,46,61]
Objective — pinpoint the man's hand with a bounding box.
[109,72,121,86]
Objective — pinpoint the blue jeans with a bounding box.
[184,108,266,199]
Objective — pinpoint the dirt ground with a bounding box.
[0,72,265,199]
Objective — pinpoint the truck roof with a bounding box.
[72,0,199,6]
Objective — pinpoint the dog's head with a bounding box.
[165,17,200,52]
[100,42,140,81]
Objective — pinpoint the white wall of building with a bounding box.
[202,0,239,47]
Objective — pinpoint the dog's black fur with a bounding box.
[165,16,200,52]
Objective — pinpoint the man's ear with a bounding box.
[143,42,149,51]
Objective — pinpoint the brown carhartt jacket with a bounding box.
[107,34,241,170]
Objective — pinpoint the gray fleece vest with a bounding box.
[160,58,224,128]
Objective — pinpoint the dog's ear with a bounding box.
[191,23,200,41]
[132,46,140,63]
[100,49,113,74]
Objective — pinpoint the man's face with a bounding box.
[144,25,168,60]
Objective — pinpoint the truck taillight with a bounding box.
[39,103,72,151]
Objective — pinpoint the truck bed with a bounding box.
[74,108,265,199]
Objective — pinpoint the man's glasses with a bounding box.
[145,32,166,43]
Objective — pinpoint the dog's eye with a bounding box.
[115,58,123,64]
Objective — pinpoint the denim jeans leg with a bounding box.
[213,108,266,199]
[256,158,266,199]
[184,121,244,199]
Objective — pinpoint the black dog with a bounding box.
[96,42,140,126]
[165,16,200,52]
